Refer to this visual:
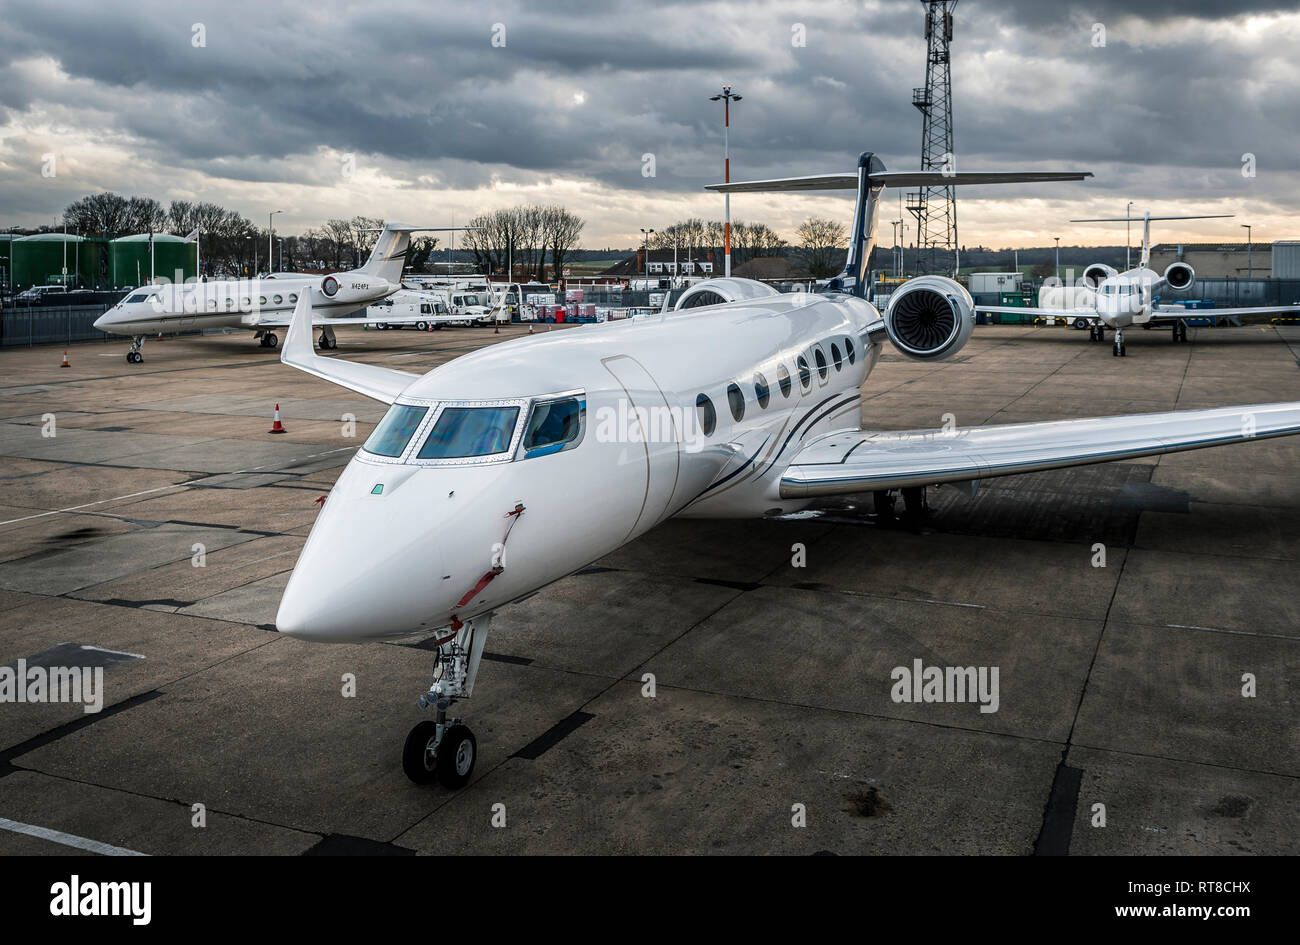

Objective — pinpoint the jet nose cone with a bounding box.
[92,313,107,330]
[275,474,454,642]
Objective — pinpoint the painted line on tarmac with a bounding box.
[0,484,186,527]
[0,816,148,856]
[1166,623,1295,640]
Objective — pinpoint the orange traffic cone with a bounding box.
[528,323,534,334]
[60,350,70,368]
[267,403,287,434]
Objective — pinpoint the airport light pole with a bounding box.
[640,228,654,293]
[1125,201,1133,270]
[269,210,283,273]
[710,86,741,278]
[1241,224,1252,278]
[1054,236,1060,280]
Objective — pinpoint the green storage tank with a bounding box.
[109,234,197,289]
[11,233,99,290]
[0,234,12,290]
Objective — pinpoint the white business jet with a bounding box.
[977,212,1300,356]
[273,153,1300,788]
[92,223,469,363]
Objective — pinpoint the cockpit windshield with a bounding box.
[124,292,154,304]
[417,406,519,459]
[363,404,429,457]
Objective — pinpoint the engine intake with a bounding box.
[883,276,974,361]
[674,277,779,310]
[1082,263,1117,289]
[1163,261,1195,290]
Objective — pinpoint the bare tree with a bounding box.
[322,218,353,269]
[542,206,584,282]
[796,217,847,278]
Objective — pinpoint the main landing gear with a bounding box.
[256,331,279,349]
[402,612,492,788]
[318,326,337,350]
[126,335,146,364]
[873,487,928,530]
[1088,324,1105,343]
[1171,320,1188,343]
[1112,328,1127,357]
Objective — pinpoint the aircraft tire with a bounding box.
[436,724,476,789]
[265,333,278,349]
[402,720,440,785]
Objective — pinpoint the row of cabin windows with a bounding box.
[128,293,302,310]
[694,336,857,436]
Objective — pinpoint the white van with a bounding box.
[366,290,464,329]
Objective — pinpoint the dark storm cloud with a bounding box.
[0,0,1296,229]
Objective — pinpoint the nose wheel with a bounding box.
[126,335,146,363]
[402,718,476,788]
[403,612,491,788]
[1112,328,1126,357]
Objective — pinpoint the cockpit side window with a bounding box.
[522,397,584,456]
[125,293,151,304]
[418,406,520,459]
[363,404,429,457]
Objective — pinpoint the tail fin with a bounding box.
[1070,213,1233,269]
[354,224,479,284]
[709,154,1090,297]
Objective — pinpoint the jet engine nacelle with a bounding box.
[1163,261,1195,290]
[674,277,780,310]
[882,275,975,361]
[321,275,340,297]
[1082,263,1117,289]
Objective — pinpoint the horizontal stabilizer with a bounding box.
[873,170,1092,187]
[280,294,418,404]
[708,170,1090,193]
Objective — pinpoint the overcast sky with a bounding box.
[2,0,1298,248]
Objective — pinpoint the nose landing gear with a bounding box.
[403,612,492,788]
[126,335,146,364]
[1112,328,1126,357]
[1172,320,1188,343]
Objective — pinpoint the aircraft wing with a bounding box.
[251,313,428,327]
[1151,305,1300,323]
[974,305,1092,318]
[778,402,1300,498]
[280,294,419,404]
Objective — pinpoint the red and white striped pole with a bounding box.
[711,86,741,279]
[724,94,731,278]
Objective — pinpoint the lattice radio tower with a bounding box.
[905,0,958,275]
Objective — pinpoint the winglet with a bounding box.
[281,292,419,404]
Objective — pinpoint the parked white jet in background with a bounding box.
[92,223,472,362]
[977,212,1300,356]
[272,153,1300,789]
